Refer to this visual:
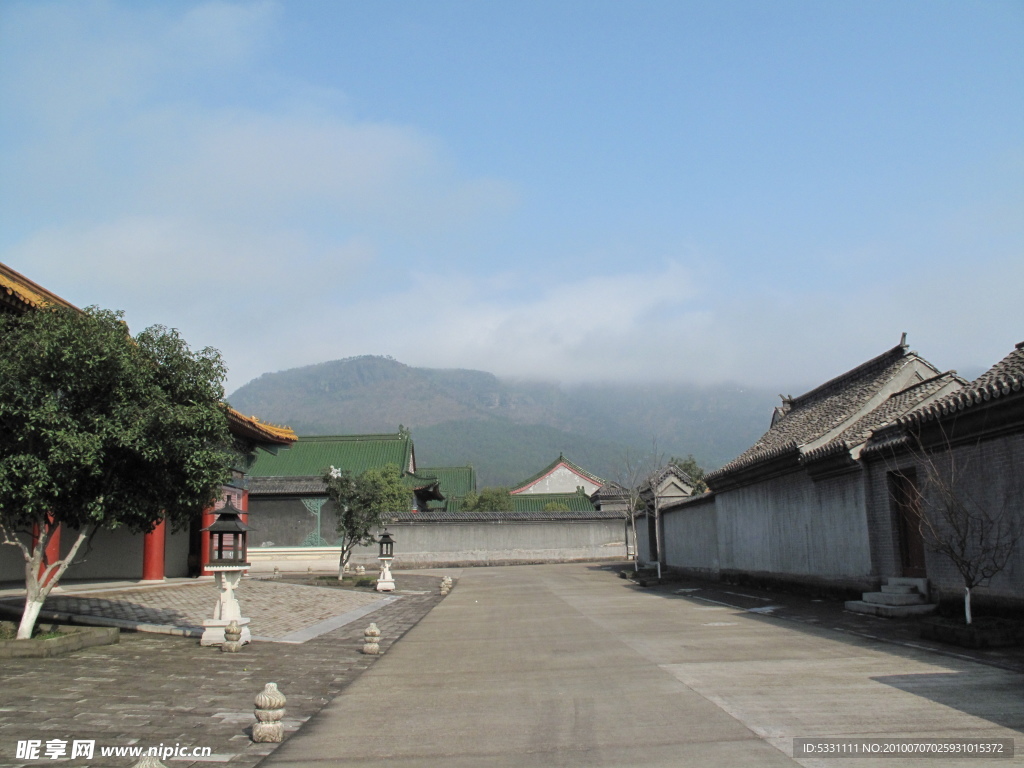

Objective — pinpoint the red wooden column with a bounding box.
[31,517,61,586]
[240,490,249,524]
[199,505,217,576]
[141,518,166,581]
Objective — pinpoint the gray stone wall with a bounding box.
[0,532,29,583]
[248,497,340,548]
[635,515,651,565]
[866,431,1024,606]
[663,497,719,576]
[0,526,192,584]
[714,469,872,581]
[346,518,626,568]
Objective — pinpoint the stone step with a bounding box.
[886,577,929,595]
[861,591,927,606]
[881,584,918,595]
[844,600,938,619]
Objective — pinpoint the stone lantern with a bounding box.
[376,528,395,592]
[201,501,253,646]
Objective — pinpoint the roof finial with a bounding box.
[900,331,908,348]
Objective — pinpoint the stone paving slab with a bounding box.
[0,579,390,641]
[261,564,1024,768]
[0,574,447,768]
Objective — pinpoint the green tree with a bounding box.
[670,454,708,494]
[324,463,411,575]
[0,307,231,639]
[464,486,513,512]
[542,502,571,512]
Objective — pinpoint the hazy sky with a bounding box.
[2,1,1021,395]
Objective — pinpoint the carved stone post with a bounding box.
[362,623,381,655]
[222,620,243,653]
[252,683,287,743]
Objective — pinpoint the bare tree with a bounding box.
[611,443,666,575]
[903,430,1022,625]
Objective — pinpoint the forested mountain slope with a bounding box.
[228,355,778,487]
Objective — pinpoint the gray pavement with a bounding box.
[0,577,396,641]
[262,564,1024,768]
[0,572,449,768]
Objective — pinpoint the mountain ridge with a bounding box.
[227,355,778,486]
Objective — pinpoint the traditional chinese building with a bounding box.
[0,261,297,583]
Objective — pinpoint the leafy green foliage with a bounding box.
[542,502,571,512]
[463,487,513,512]
[0,306,232,638]
[670,454,708,494]
[0,306,232,537]
[324,463,411,569]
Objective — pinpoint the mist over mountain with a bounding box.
[227,355,779,487]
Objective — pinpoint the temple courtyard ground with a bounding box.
[1,563,1022,767]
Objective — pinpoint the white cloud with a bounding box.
[2,0,517,391]
[3,1,1020,400]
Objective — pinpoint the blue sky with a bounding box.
[2,1,1021,395]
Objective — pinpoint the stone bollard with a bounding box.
[132,757,168,768]
[222,620,243,653]
[273,566,280,579]
[356,564,366,575]
[307,565,313,575]
[362,623,381,655]
[440,575,453,595]
[252,683,287,743]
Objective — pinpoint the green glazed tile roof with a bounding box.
[427,489,595,513]
[246,433,413,478]
[417,466,477,498]
[510,490,597,512]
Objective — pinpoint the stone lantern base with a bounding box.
[201,566,252,646]
[376,559,395,592]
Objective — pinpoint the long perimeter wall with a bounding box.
[247,517,628,572]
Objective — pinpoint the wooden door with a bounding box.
[889,470,927,578]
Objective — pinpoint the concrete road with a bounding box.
[261,564,1024,767]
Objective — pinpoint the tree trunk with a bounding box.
[16,526,91,639]
[964,585,973,625]
[337,536,352,580]
[17,598,44,640]
[626,512,634,573]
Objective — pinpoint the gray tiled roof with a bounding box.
[897,341,1024,429]
[811,371,966,457]
[709,344,914,480]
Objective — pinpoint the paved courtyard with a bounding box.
[0,573,447,768]
[265,564,1023,768]
[9,579,395,641]
[0,564,1022,767]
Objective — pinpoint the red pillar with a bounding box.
[199,506,216,576]
[240,490,249,524]
[31,517,61,586]
[141,518,166,581]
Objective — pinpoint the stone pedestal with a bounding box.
[376,558,395,592]
[201,567,252,646]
